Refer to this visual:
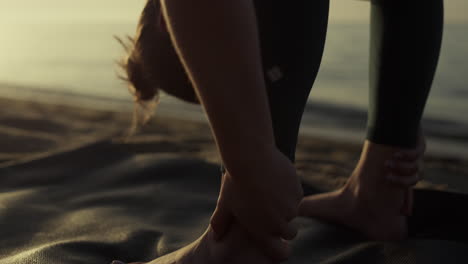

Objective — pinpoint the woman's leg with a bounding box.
[367,0,444,148]
[300,0,444,240]
[220,0,330,169]
[262,0,330,162]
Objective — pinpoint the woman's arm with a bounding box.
[160,0,275,173]
[160,0,303,260]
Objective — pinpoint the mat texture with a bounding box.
[1,141,467,264]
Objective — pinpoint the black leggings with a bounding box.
[256,0,443,163]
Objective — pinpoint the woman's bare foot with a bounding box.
[299,140,424,241]
[112,223,275,264]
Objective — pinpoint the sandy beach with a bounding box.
[2,96,468,264]
[1,96,466,193]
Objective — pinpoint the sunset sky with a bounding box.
[0,0,467,23]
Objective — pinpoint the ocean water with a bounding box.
[1,22,467,156]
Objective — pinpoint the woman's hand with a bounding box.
[385,131,426,216]
[210,147,303,261]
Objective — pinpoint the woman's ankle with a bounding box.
[349,140,408,213]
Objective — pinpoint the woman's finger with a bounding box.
[386,160,420,176]
[210,202,233,241]
[394,133,426,162]
[282,201,300,222]
[400,188,414,216]
[394,147,424,162]
[210,173,234,241]
[407,188,414,216]
[278,220,299,241]
[387,173,421,187]
[251,233,291,262]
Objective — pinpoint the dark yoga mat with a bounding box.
[1,141,467,264]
